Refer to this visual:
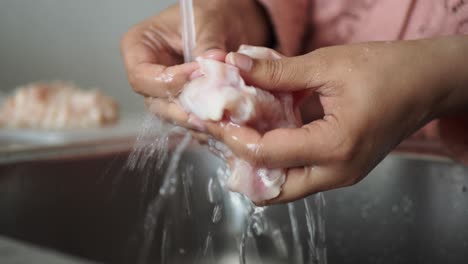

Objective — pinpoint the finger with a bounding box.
[188,129,210,144]
[208,118,341,169]
[145,97,225,135]
[225,52,325,92]
[192,26,227,57]
[120,21,157,68]
[237,45,284,60]
[264,166,345,205]
[129,62,198,98]
[145,97,190,127]
[121,21,199,98]
[198,49,227,61]
[143,99,210,143]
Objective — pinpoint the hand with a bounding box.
[120,0,271,100]
[214,36,468,204]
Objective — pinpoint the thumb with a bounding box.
[226,52,323,92]
[192,30,227,59]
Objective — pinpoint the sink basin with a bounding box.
[0,146,467,264]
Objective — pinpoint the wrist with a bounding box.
[238,0,274,47]
[426,36,468,119]
[224,0,273,47]
[249,0,275,48]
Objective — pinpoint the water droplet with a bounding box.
[271,228,288,257]
[212,204,223,224]
[207,177,223,203]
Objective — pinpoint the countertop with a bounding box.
[0,236,94,264]
[0,113,142,164]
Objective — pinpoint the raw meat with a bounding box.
[179,45,300,203]
[0,81,119,129]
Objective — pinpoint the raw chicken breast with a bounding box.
[179,46,300,203]
[0,82,119,129]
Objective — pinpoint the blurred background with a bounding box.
[0,0,176,114]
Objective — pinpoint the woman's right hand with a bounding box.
[215,36,468,204]
[120,0,272,99]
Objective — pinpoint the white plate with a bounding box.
[0,113,142,151]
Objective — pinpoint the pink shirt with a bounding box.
[259,0,468,54]
[259,0,468,163]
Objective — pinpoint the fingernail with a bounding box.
[188,115,206,132]
[143,97,153,108]
[189,69,202,80]
[226,52,253,72]
[238,44,254,52]
[200,49,226,60]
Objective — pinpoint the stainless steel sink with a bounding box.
[0,146,467,264]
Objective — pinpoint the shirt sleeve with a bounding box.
[257,0,310,56]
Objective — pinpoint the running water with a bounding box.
[239,206,264,264]
[116,0,328,262]
[288,203,305,264]
[122,85,328,263]
[130,117,193,264]
[305,193,327,264]
[125,3,199,260]
[180,0,196,62]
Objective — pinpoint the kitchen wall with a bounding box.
[0,0,176,113]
